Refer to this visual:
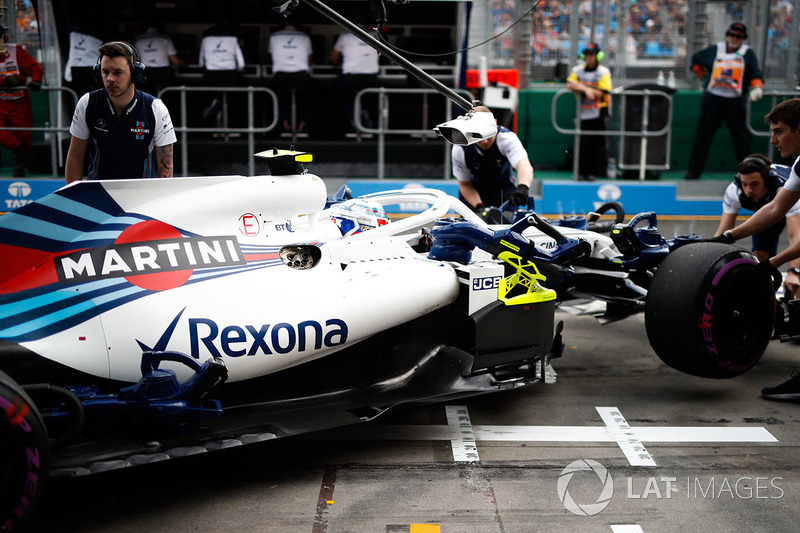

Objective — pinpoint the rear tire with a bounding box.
[0,370,49,531]
[645,243,775,378]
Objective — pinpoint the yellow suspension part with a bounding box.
[497,251,557,305]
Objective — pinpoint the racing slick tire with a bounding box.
[645,243,775,379]
[0,370,49,532]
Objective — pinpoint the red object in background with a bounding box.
[465,69,519,89]
[465,69,519,131]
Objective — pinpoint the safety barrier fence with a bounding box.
[354,87,476,179]
[7,85,472,180]
[7,86,800,182]
[551,87,674,181]
[157,85,279,177]
[0,85,279,179]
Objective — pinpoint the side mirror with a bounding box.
[434,111,498,146]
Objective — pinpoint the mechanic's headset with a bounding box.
[93,41,146,85]
[734,156,776,190]
[580,44,604,63]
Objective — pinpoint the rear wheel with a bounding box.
[0,370,49,531]
[645,243,775,378]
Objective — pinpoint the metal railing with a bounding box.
[353,87,475,179]
[552,87,674,181]
[157,85,279,177]
[0,85,78,178]
[746,90,800,162]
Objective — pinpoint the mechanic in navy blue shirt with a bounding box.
[65,41,176,183]
[451,106,534,211]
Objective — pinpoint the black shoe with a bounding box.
[684,173,699,180]
[761,370,800,401]
[577,174,596,181]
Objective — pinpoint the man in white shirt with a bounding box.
[135,25,183,68]
[199,21,245,75]
[268,21,313,133]
[199,21,245,128]
[331,28,380,133]
[134,24,184,93]
[63,27,103,94]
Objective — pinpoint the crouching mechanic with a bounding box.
[451,105,534,213]
[713,153,800,295]
[65,41,176,183]
[708,98,800,400]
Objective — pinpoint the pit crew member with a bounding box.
[451,105,534,212]
[713,154,800,290]
[65,41,176,183]
[709,98,800,400]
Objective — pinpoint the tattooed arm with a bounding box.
[155,143,174,178]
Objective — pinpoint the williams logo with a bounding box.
[54,220,245,291]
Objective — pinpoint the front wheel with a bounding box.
[0,370,49,531]
[645,243,775,378]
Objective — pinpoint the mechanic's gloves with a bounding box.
[510,184,529,206]
[749,259,782,291]
[27,80,41,91]
[749,86,763,102]
[705,230,735,244]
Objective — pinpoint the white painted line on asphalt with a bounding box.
[445,405,480,462]
[472,426,611,441]
[597,407,657,467]
[610,526,644,533]
[631,426,778,442]
[325,424,778,443]
[472,425,777,442]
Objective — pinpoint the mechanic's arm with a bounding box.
[65,136,89,184]
[714,212,736,237]
[781,214,800,297]
[458,180,483,210]
[729,188,800,243]
[515,157,534,188]
[155,143,174,178]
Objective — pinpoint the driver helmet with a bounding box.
[329,198,389,236]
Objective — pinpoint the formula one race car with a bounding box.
[0,0,780,528]
[0,151,779,529]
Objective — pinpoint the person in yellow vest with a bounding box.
[684,22,764,180]
[565,43,612,181]
[0,25,43,176]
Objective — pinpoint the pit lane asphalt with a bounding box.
[27,220,800,533]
